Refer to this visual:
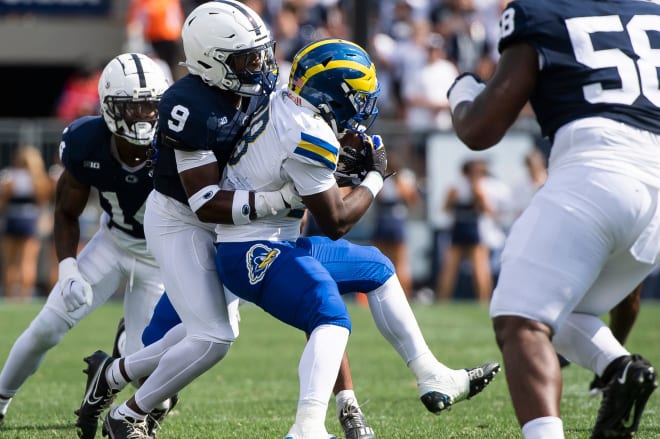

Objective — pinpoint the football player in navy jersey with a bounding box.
[447,0,660,438]
[90,2,305,438]
[0,53,170,435]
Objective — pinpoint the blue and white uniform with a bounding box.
[490,0,660,336]
[47,116,164,350]
[214,88,354,333]
[144,74,267,344]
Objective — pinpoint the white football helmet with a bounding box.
[98,53,170,146]
[181,0,278,96]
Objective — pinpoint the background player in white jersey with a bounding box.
[214,37,498,439]
[447,0,660,438]
[0,53,170,437]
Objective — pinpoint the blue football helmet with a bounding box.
[288,38,380,135]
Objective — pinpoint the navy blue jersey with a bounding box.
[152,74,269,204]
[60,116,154,239]
[499,0,660,138]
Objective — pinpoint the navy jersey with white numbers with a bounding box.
[499,0,660,139]
[152,74,269,204]
[60,116,153,239]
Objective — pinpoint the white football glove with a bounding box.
[254,181,305,218]
[447,73,486,113]
[58,257,93,312]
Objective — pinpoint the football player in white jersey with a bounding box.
[214,38,498,439]
[0,53,170,436]
[447,0,660,437]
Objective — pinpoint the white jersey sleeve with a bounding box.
[274,92,338,197]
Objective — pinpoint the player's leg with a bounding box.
[76,291,183,437]
[334,353,376,439]
[104,192,238,437]
[436,244,462,302]
[305,329,375,439]
[0,228,122,426]
[301,236,499,413]
[554,252,657,438]
[74,234,162,438]
[609,284,642,346]
[217,241,351,438]
[587,284,642,396]
[490,166,656,439]
[467,243,492,303]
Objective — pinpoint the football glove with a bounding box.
[447,73,486,113]
[364,134,387,177]
[58,258,93,312]
[335,134,387,187]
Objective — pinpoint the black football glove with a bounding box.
[335,144,368,187]
[364,134,387,177]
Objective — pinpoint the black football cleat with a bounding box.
[75,351,119,439]
[590,354,657,439]
[102,408,150,439]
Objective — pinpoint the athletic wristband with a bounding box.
[231,190,251,225]
[359,171,384,198]
[447,73,486,113]
[58,257,80,280]
[188,185,220,213]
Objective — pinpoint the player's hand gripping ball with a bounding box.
[335,132,384,187]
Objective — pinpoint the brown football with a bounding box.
[339,131,365,150]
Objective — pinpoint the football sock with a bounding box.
[521,416,564,439]
[366,275,432,364]
[112,403,147,421]
[335,389,359,417]
[409,352,453,380]
[298,325,349,411]
[552,313,629,377]
[107,361,129,392]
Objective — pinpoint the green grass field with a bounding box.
[0,299,658,438]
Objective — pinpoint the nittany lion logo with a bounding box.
[246,243,280,285]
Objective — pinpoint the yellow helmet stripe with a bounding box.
[297,60,377,93]
[295,38,363,59]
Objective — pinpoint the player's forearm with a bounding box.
[309,185,374,240]
[53,212,81,261]
[452,100,510,151]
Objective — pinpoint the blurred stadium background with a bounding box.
[2,0,660,301]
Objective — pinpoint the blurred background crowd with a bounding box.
[1,0,660,303]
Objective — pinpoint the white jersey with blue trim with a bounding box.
[216,87,339,242]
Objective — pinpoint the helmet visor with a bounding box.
[105,96,159,123]
[346,85,380,131]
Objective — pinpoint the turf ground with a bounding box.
[0,299,658,438]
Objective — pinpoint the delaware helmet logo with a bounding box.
[246,243,280,285]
